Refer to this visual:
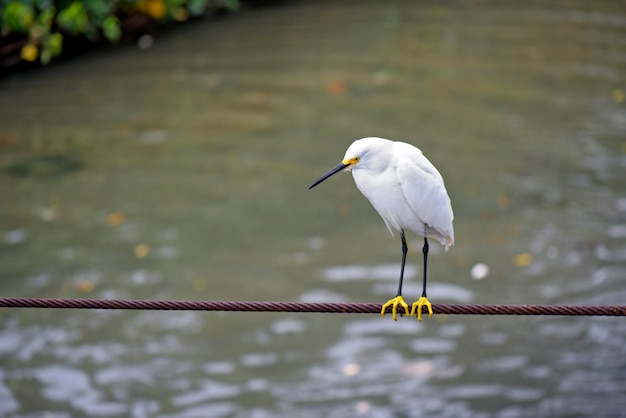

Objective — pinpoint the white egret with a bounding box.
[309,137,454,321]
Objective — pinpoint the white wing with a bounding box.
[395,144,454,247]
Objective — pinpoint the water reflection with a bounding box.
[1,0,625,416]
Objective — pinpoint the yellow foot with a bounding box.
[381,296,410,321]
[410,296,433,322]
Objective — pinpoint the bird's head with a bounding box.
[308,137,387,189]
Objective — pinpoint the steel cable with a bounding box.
[0,297,624,316]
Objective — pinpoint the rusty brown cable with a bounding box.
[0,297,624,316]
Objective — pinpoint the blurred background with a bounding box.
[1,0,625,417]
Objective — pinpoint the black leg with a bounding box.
[396,230,408,297]
[422,237,429,297]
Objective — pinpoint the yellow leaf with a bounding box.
[513,253,532,267]
[107,212,125,226]
[140,0,166,19]
[21,43,38,62]
[134,244,150,258]
[75,280,94,293]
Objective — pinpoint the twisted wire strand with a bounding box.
[0,297,624,316]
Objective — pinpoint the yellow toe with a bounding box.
[381,296,410,321]
[410,296,433,322]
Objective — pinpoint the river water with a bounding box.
[1,1,625,417]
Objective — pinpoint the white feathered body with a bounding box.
[344,137,454,248]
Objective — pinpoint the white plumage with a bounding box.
[345,137,454,247]
[309,137,454,321]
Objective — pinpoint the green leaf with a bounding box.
[37,7,56,30]
[40,44,52,64]
[2,2,35,32]
[102,15,121,42]
[84,0,111,22]
[57,2,90,34]
[48,32,64,56]
[188,0,208,16]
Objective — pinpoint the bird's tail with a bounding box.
[428,226,454,250]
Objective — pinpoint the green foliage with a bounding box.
[102,15,120,42]
[2,2,35,33]
[0,0,242,65]
[38,7,56,29]
[84,0,111,21]
[57,2,89,34]
[188,0,208,16]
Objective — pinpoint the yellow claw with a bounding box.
[410,296,433,322]
[381,296,410,321]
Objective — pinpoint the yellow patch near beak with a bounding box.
[342,156,360,166]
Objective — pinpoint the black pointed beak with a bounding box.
[308,162,349,189]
